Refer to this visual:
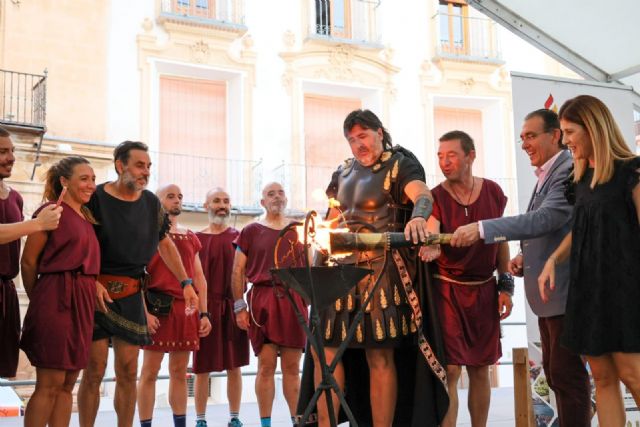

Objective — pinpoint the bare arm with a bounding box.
[496,241,513,320]
[0,205,62,244]
[496,242,510,274]
[193,254,211,337]
[419,216,441,262]
[20,231,49,298]
[538,231,573,303]
[231,248,250,330]
[158,237,198,311]
[403,179,434,244]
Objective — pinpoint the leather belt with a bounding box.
[433,273,494,286]
[98,274,141,300]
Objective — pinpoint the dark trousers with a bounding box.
[538,315,592,426]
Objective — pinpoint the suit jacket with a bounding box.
[482,150,573,317]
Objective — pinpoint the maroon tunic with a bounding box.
[431,179,507,366]
[234,222,308,356]
[0,189,23,377]
[20,202,100,370]
[143,231,201,352]
[192,228,249,373]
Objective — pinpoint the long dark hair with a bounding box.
[43,156,97,223]
[343,109,393,150]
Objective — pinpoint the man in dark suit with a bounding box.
[451,109,591,426]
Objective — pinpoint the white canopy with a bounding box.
[468,0,640,103]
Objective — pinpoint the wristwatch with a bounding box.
[180,278,194,289]
[199,311,211,320]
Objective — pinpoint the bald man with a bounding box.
[232,182,308,427]
[193,188,249,427]
[137,184,211,427]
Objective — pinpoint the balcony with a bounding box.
[307,0,382,46]
[0,69,47,132]
[432,12,502,63]
[149,152,262,212]
[159,0,246,30]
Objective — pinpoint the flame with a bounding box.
[296,218,350,259]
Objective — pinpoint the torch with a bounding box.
[329,232,452,254]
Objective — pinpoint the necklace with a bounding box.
[449,177,475,217]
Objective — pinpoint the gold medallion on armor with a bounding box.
[380,289,388,309]
[325,320,332,340]
[356,323,364,343]
[402,315,409,336]
[375,319,385,341]
[389,317,397,338]
[394,285,401,306]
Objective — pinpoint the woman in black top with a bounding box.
[539,95,640,426]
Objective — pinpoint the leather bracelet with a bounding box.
[199,311,211,320]
[411,196,433,220]
[233,299,247,313]
[497,272,515,296]
[180,278,193,289]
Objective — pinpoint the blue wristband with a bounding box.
[180,278,193,289]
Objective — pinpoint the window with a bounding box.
[438,0,468,55]
[303,94,361,211]
[158,76,227,204]
[315,0,351,39]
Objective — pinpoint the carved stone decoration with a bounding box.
[382,46,394,63]
[461,77,476,93]
[281,70,294,95]
[282,30,295,50]
[241,34,254,51]
[142,17,154,32]
[190,40,210,63]
[326,44,355,81]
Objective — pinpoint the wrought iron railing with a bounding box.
[432,12,501,61]
[309,0,381,45]
[160,0,245,26]
[273,162,337,213]
[0,69,47,129]
[149,152,262,209]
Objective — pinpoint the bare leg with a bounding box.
[311,346,344,427]
[466,365,491,427]
[612,352,640,408]
[24,368,66,427]
[137,350,164,421]
[49,370,81,427]
[588,355,625,427]
[441,365,462,427]
[168,351,190,415]
[194,372,210,416]
[78,338,109,427]
[227,367,243,414]
[365,348,397,427]
[280,347,303,416]
[255,344,278,418]
[112,337,141,427]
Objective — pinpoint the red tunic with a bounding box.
[234,222,308,356]
[192,229,249,373]
[143,231,201,352]
[431,179,507,366]
[20,202,100,370]
[0,189,23,377]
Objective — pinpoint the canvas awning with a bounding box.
[468,0,640,103]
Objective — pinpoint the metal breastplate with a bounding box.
[335,152,411,234]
